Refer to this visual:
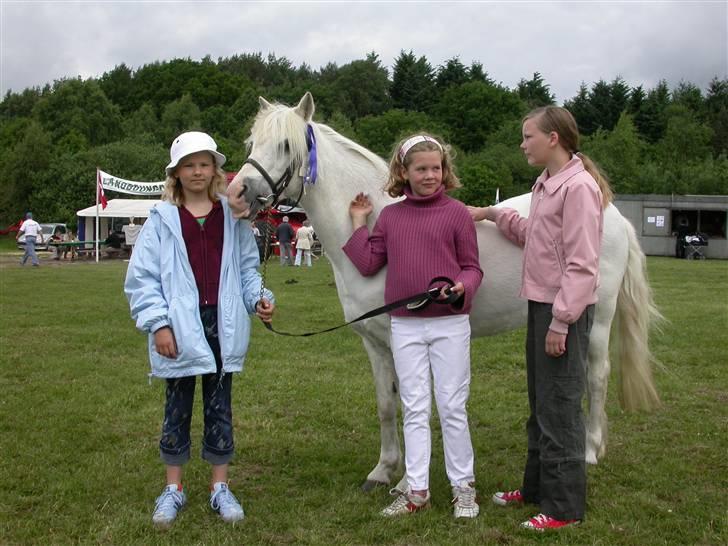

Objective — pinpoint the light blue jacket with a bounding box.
[124,198,274,378]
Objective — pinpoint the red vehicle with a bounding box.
[225,173,310,257]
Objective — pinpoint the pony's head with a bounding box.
[231,92,316,217]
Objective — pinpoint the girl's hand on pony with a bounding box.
[256,298,275,323]
[467,206,496,222]
[154,327,178,359]
[226,181,252,219]
[349,192,373,228]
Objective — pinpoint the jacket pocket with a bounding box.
[163,296,210,365]
[220,294,250,363]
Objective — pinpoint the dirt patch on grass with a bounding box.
[0,251,125,269]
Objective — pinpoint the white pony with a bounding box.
[231,93,661,491]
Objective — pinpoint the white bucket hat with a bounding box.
[166,132,226,175]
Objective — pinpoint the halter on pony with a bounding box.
[240,124,318,213]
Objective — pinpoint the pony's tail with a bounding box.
[615,220,663,411]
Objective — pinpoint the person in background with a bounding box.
[275,216,295,266]
[294,220,315,267]
[673,215,690,259]
[123,216,142,257]
[16,212,43,267]
[103,227,123,259]
[51,226,64,260]
[63,230,78,261]
[251,222,265,263]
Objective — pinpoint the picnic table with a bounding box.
[47,240,112,259]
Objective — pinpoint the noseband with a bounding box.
[241,156,299,211]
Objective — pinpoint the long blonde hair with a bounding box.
[161,154,227,206]
[384,132,460,198]
[525,106,613,207]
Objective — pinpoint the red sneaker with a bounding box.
[491,489,524,506]
[521,513,580,531]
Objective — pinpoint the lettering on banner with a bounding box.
[98,169,165,195]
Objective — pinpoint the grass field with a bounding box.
[0,252,726,545]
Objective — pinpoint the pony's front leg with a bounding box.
[586,319,611,465]
[359,335,402,492]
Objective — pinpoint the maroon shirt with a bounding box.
[179,201,224,306]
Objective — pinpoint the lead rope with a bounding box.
[258,215,272,304]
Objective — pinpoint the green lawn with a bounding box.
[0,256,726,545]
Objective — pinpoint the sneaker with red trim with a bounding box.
[520,513,580,531]
[380,490,431,517]
[492,489,523,506]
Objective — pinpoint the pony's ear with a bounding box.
[294,92,315,121]
[259,96,273,110]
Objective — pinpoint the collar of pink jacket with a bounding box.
[534,156,585,195]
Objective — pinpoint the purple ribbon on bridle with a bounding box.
[304,124,317,185]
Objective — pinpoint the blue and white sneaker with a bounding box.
[152,484,186,529]
[210,482,245,523]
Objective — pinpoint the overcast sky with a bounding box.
[1,1,726,103]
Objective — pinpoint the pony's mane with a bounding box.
[246,101,388,178]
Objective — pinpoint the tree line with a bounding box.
[1,51,726,227]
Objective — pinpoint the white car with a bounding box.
[17,223,67,251]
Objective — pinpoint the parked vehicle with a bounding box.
[16,223,67,251]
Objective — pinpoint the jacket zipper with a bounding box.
[200,219,208,306]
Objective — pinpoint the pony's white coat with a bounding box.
[233,93,661,489]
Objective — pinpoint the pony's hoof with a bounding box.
[361,480,388,493]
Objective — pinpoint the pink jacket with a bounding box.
[492,157,603,334]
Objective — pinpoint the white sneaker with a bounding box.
[452,483,479,518]
[210,482,245,523]
[381,490,431,517]
[152,484,186,529]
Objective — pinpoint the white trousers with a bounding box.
[294,248,312,267]
[391,315,475,491]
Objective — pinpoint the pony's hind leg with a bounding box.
[359,336,402,492]
[586,316,612,465]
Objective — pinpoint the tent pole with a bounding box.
[95,168,100,263]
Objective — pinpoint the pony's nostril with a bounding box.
[237,185,248,199]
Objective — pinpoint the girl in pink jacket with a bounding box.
[469,106,612,532]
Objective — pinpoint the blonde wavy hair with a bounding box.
[161,153,227,206]
[524,106,614,208]
[384,132,460,198]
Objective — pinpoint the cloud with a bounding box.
[1,1,725,101]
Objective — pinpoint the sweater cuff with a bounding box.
[548,317,569,335]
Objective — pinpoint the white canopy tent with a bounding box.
[76,198,161,219]
[76,198,160,248]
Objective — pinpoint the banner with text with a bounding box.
[98,169,165,195]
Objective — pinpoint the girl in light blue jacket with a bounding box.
[124,132,274,528]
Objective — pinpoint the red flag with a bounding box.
[0,219,23,235]
[97,169,108,209]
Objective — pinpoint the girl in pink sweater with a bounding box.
[343,134,483,518]
[469,106,612,532]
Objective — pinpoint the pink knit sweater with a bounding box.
[342,185,483,318]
